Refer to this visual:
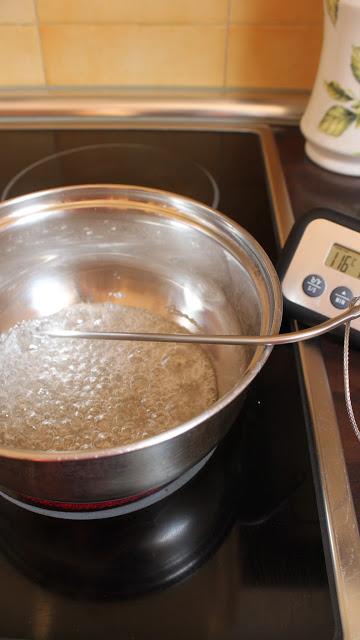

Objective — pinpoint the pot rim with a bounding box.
[0,184,283,462]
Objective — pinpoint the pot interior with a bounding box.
[0,186,281,446]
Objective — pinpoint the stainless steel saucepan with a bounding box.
[0,184,345,504]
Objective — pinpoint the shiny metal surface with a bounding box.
[0,183,282,502]
[0,89,308,128]
[44,302,360,345]
[272,149,360,638]
[299,343,360,640]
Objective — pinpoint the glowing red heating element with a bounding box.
[16,485,162,512]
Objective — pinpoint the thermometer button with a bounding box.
[302,274,325,297]
[330,286,353,309]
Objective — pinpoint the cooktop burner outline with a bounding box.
[1,142,220,208]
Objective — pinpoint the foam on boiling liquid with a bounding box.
[0,303,218,451]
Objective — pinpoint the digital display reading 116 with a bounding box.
[325,243,360,279]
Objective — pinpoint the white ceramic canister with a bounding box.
[301,0,360,175]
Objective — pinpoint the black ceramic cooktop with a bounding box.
[0,129,336,639]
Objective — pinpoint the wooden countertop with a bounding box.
[275,128,360,526]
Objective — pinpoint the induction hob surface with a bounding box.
[0,129,336,639]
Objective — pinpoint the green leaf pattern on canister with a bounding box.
[319,2,360,137]
[324,80,353,101]
[326,0,339,25]
[351,46,360,83]
[319,106,356,135]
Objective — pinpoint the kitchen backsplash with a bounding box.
[0,0,323,89]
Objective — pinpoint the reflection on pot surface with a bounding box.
[0,185,281,504]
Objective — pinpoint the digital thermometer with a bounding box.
[278,209,360,343]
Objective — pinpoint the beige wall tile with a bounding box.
[0,26,45,85]
[0,0,36,24]
[226,25,322,89]
[40,25,226,86]
[231,0,323,25]
[37,0,228,24]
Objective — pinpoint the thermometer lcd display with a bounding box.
[325,243,360,279]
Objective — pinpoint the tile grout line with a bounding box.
[226,22,322,29]
[31,22,230,27]
[33,0,48,85]
[33,21,322,28]
[223,0,232,88]
[0,21,37,26]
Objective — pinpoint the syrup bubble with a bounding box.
[0,303,218,452]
